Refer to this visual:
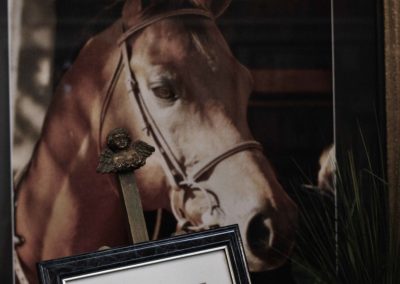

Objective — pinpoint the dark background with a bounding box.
[222,1,333,186]
[334,0,386,170]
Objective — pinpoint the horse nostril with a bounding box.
[246,214,272,255]
[246,213,293,269]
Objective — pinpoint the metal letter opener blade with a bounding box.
[97,128,155,244]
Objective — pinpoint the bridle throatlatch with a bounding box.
[117,8,264,233]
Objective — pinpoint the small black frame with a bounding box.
[37,225,250,284]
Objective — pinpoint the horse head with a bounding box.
[100,0,298,271]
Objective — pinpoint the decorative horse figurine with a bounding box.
[15,1,297,283]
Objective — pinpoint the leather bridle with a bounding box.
[107,8,264,232]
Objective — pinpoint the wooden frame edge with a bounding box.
[384,0,400,241]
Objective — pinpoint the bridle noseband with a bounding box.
[115,8,263,232]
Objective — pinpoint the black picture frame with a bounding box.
[0,0,13,283]
[37,225,251,284]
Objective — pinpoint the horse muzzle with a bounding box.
[245,210,297,271]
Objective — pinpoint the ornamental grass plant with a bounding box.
[291,140,399,283]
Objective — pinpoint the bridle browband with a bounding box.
[111,8,263,232]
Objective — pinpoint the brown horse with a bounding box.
[15,1,297,283]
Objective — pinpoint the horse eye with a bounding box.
[152,86,177,100]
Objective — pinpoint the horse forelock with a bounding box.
[121,0,222,30]
[188,25,219,72]
[127,16,223,78]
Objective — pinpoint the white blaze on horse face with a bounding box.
[128,17,297,271]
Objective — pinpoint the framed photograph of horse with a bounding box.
[4,0,398,283]
[8,0,332,283]
[37,226,251,284]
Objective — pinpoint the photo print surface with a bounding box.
[10,0,334,283]
[63,248,233,284]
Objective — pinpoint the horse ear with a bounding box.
[122,0,155,25]
[192,0,231,17]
